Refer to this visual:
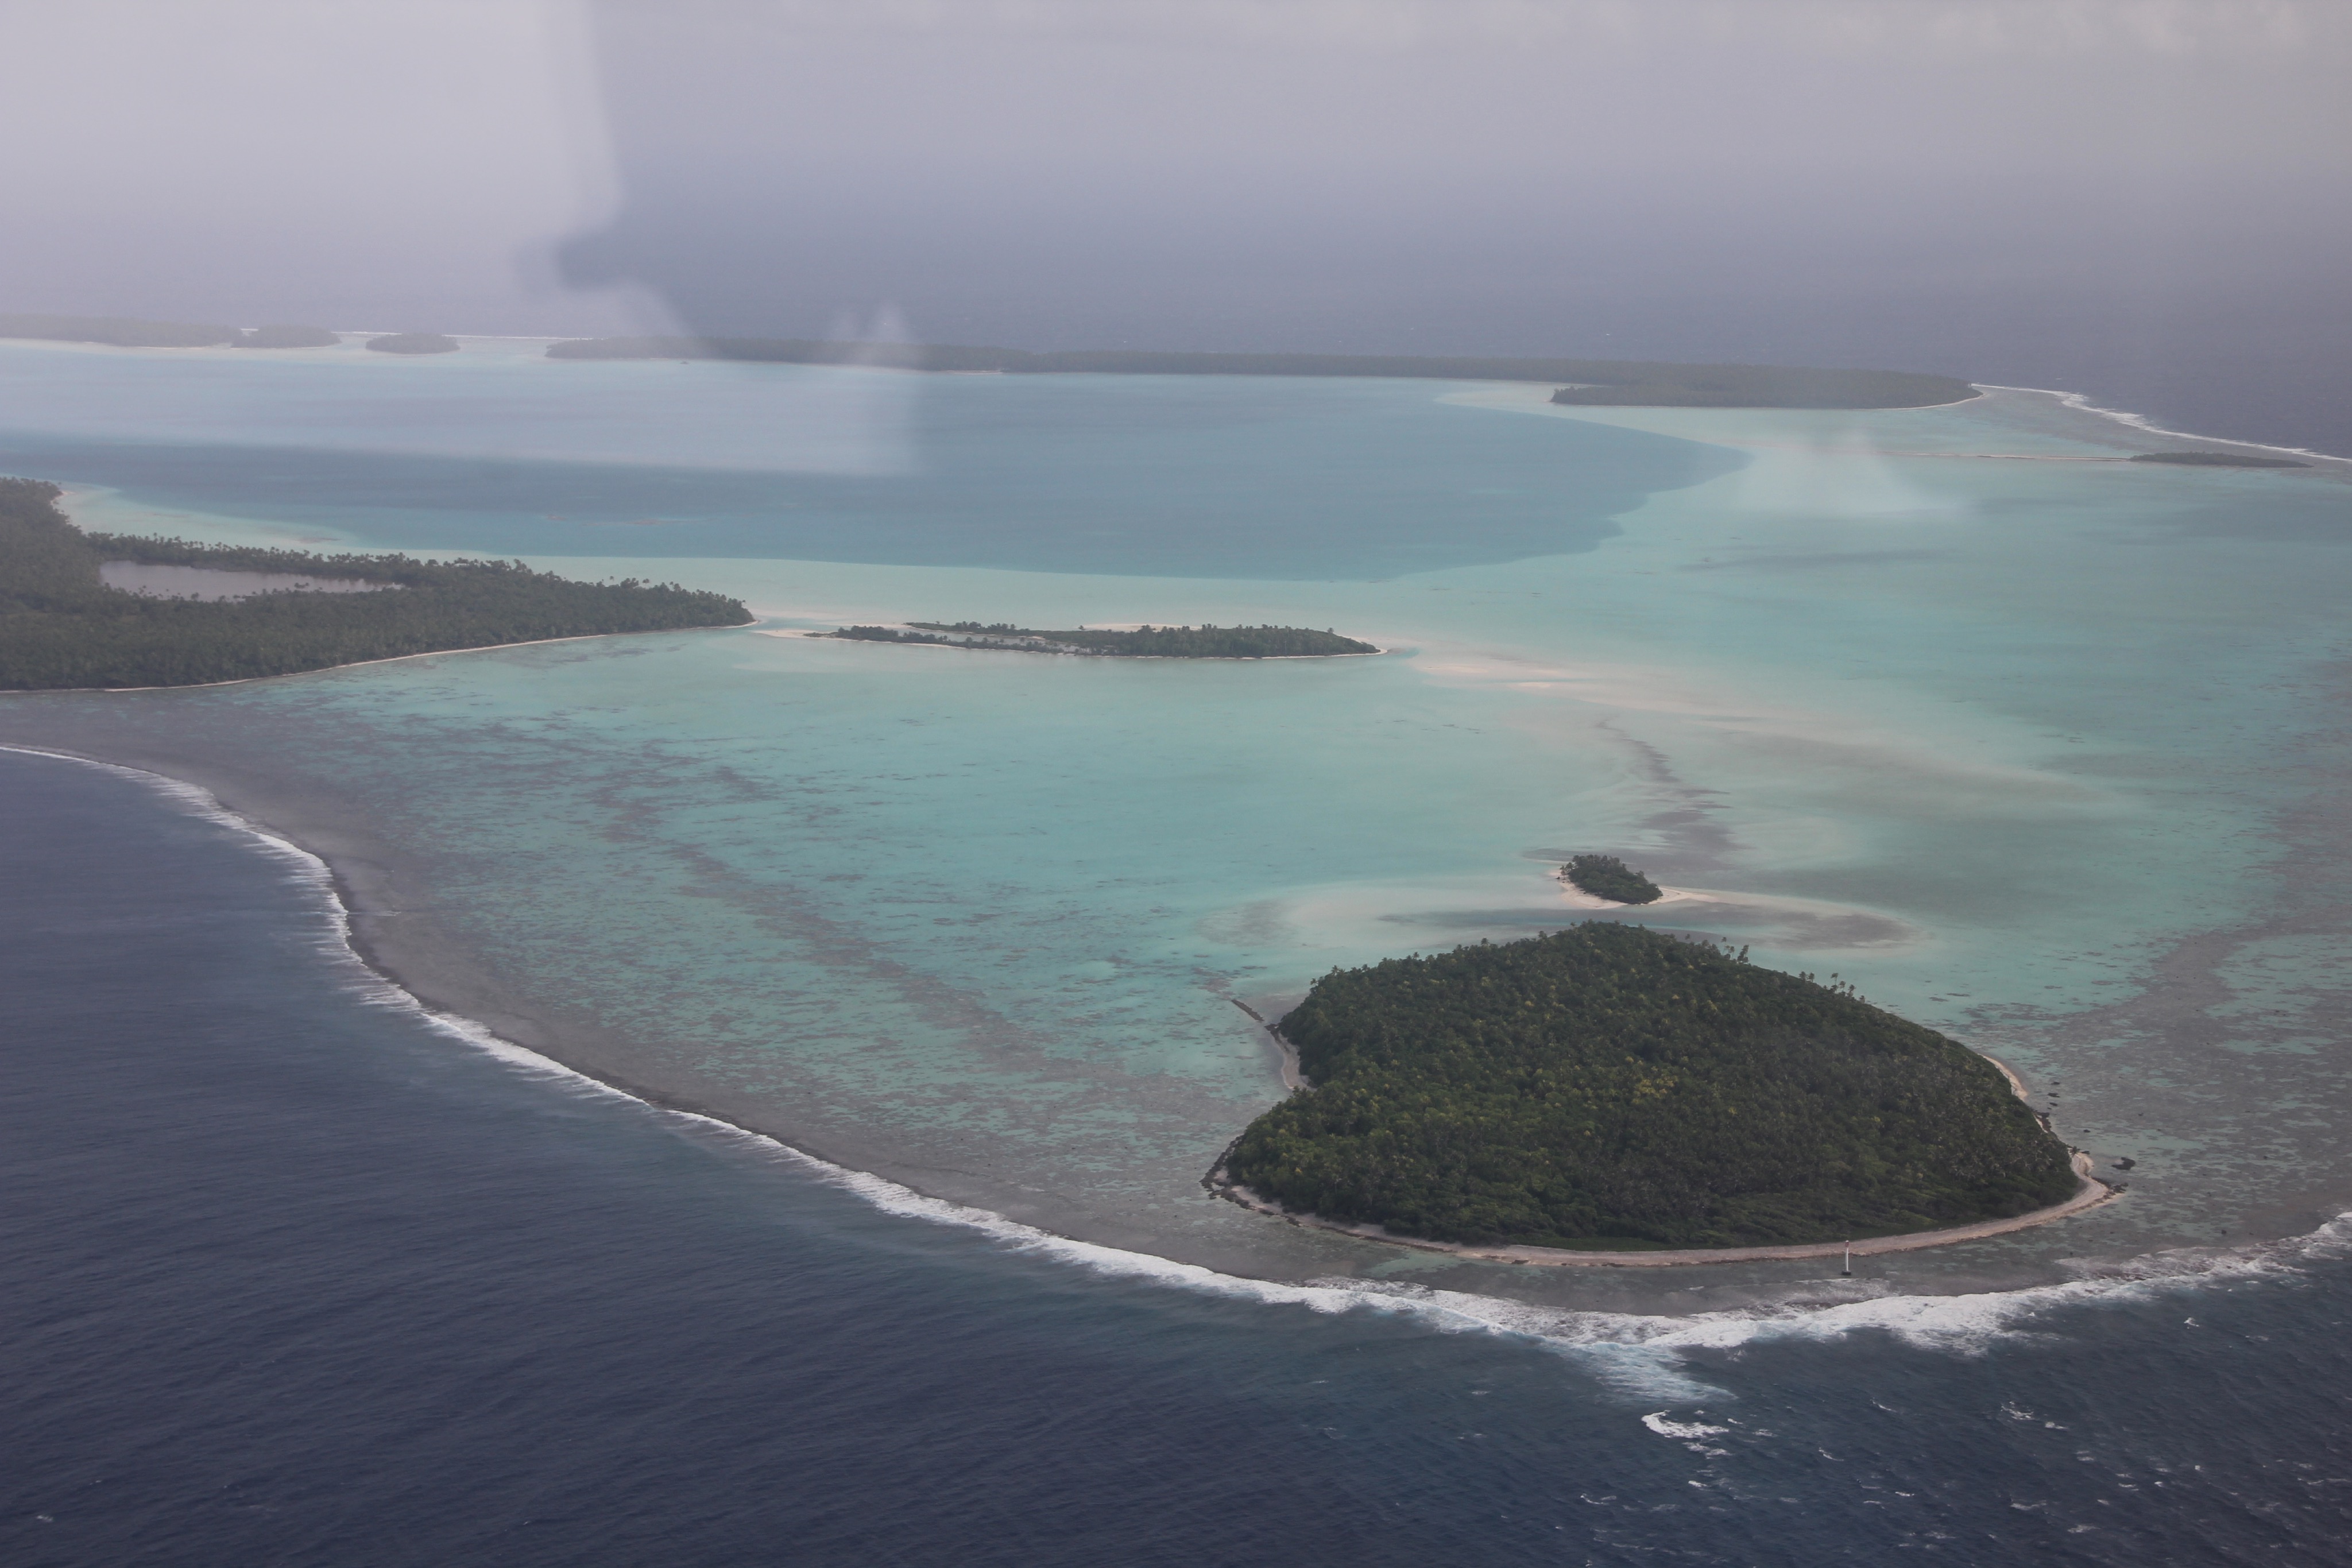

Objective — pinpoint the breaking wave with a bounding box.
[16,740,2345,1412]
[1979,383,2351,466]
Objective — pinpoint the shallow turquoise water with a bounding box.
[17,747,2352,1567]
[6,340,2350,1291]
[0,337,1732,578]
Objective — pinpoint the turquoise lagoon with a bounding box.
[5,338,2349,1299]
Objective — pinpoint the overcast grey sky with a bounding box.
[4,1,2347,440]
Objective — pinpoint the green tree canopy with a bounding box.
[1224,925,2077,1249]
[0,478,751,690]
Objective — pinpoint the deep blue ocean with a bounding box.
[9,751,2352,1565]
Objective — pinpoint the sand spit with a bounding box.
[1555,880,1705,912]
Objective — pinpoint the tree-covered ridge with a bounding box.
[236,324,340,349]
[0,478,751,690]
[1221,925,2078,1250]
[366,332,459,355]
[0,317,1975,407]
[829,622,1377,657]
[544,336,1978,408]
[1563,853,1661,905]
[1550,366,1975,409]
[0,315,351,351]
[550,337,1015,371]
[2128,451,2310,469]
[0,312,238,347]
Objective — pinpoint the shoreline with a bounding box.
[1205,1014,2114,1269]
[0,735,1432,1292]
[0,739,1102,1244]
[0,733,2121,1296]
[1556,878,1699,911]
[771,628,1388,661]
[5,352,2345,1299]
[1479,379,2352,469]
[13,332,2341,464]
[1205,1154,2114,1269]
[1,621,755,696]
[1974,383,2352,467]
[1231,1001,1308,1091]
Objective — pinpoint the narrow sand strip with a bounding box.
[1555,880,1704,911]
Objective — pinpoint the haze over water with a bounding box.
[8,3,2352,1558]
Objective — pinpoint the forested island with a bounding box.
[827,622,1378,658]
[0,312,241,347]
[0,479,751,690]
[2129,451,2311,469]
[366,332,459,355]
[1549,366,1975,409]
[1217,925,2079,1250]
[235,324,340,349]
[0,313,341,350]
[1,315,1975,407]
[544,336,1978,409]
[1561,853,1662,905]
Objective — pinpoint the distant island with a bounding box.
[235,324,340,349]
[1549,366,1975,409]
[1561,853,1662,904]
[0,312,237,348]
[826,622,1378,658]
[544,335,1979,410]
[1215,925,2080,1250]
[0,478,751,690]
[2129,451,2311,469]
[0,316,1980,408]
[1,314,341,351]
[366,332,459,355]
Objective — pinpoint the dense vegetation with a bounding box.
[1549,366,1975,409]
[0,478,751,689]
[0,312,235,347]
[544,336,1977,408]
[366,332,459,355]
[1222,925,2078,1249]
[2129,451,2310,469]
[1,317,1974,406]
[550,336,1013,371]
[3,315,342,351]
[829,622,1376,657]
[235,324,340,349]
[1562,853,1661,905]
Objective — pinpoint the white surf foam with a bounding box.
[1978,384,2351,466]
[13,740,2347,1410]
